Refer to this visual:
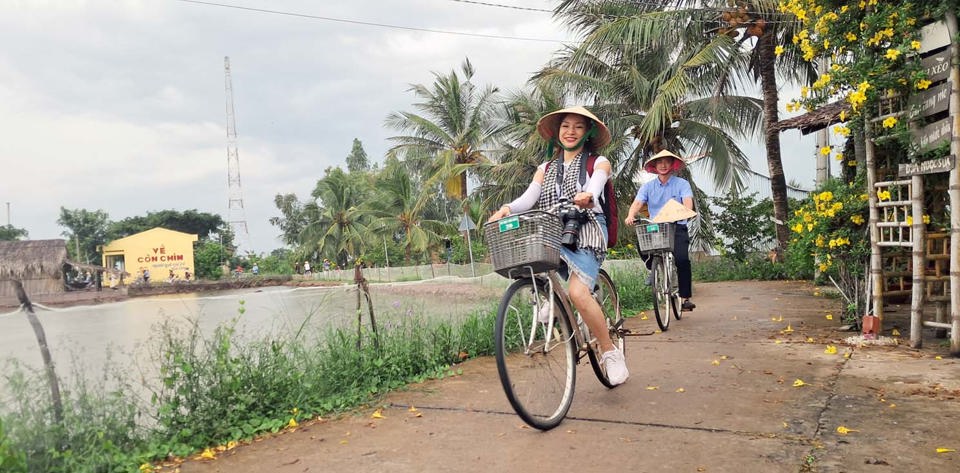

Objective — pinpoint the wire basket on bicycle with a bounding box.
[634,222,676,254]
[483,210,562,278]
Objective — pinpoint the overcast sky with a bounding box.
[0,0,823,254]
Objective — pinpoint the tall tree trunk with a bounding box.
[757,31,790,254]
[13,280,63,426]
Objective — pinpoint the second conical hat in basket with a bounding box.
[652,198,698,223]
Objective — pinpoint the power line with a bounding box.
[173,0,569,43]
[448,0,553,13]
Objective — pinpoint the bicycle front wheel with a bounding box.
[586,268,625,388]
[666,253,683,321]
[495,277,577,431]
[651,255,671,331]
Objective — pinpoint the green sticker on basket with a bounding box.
[499,216,520,232]
[645,223,660,232]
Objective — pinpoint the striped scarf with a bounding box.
[536,152,607,255]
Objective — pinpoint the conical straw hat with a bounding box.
[643,149,685,173]
[652,198,698,223]
[536,106,612,150]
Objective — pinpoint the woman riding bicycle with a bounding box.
[487,106,628,386]
[624,149,696,312]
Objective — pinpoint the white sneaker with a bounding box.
[600,348,628,386]
[537,303,553,324]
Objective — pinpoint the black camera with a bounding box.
[559,205,590,249]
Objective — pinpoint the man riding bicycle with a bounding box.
[487,106,628,386]
[625,149,697,312]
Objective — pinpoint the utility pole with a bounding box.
[815,61,831,186]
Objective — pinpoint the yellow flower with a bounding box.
[845,32,857,41]
[906,215,914,226]
[819,146,832,156]
[851,215,864,225]
[923,214,931,224]
[818,191,833,201]
[916,79,932,90]
[834,152,844,161]
[885,49,901,60]
[792,223,804,233]
[824,345,837,354]
[775,45,785,56]
[882,116,898,128]
[877,190,891,201]
[839,110,847,122]
[911,40,922,50]
[793,379,806,387]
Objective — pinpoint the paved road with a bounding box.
[180,280,960,473]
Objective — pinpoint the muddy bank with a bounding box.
[0,276,343,310]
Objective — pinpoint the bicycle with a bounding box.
[484,202,625,430]
[634,219,681,331]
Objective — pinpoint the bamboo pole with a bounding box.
[12,279,63,426]
[946,10,960,356]
[864,125,884,334]
[910,175,926,348]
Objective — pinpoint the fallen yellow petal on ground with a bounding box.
[793,379,806,387]
[408,406,418,412]
[836,426,859,435]
[824,345,837,354]
[825,314,833,320]
[198,448,216,460]
[288,418,298,428]
[936,447,956,453]
[711,359,720,365]
[675,388,685,393]
[891,329,901,336]
[782,324,793,333]
[646,386,659,390]
[371,409,385,419]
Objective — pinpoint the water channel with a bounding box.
[0,280,502,402]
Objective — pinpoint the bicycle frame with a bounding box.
[514,265,592,358]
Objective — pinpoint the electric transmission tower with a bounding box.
[224,56,250,253]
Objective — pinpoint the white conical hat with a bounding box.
[652,198,697,223]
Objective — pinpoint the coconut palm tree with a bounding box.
[369,162,454,264]
[552,0,812,253]
[384,58,499,204]
[301,168,371,267]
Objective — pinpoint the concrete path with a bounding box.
[180,280,960,473]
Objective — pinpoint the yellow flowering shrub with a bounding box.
[787,178,868,288]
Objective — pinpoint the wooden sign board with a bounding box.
[910,80,951,118]
[911,117,952,152]
[898,155,956,176]
[921,49,951,84]
[920,21,950,54]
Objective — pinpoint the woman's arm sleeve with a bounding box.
[505,181,542,213]
[583,168,609,205]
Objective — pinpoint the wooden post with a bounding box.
[947,10,960,356]
[910,175,926,348]
[13,279,63,426]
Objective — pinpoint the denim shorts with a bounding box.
[558,213,606,289]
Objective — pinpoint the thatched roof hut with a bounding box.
[771,101,851,135]
[0,239,69,280]
[0,239,71,301]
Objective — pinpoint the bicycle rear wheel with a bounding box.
[495,277,577,430]
[651,255,671,331]
[586,268,625,388]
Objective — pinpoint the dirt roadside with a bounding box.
[178,280,960,473]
